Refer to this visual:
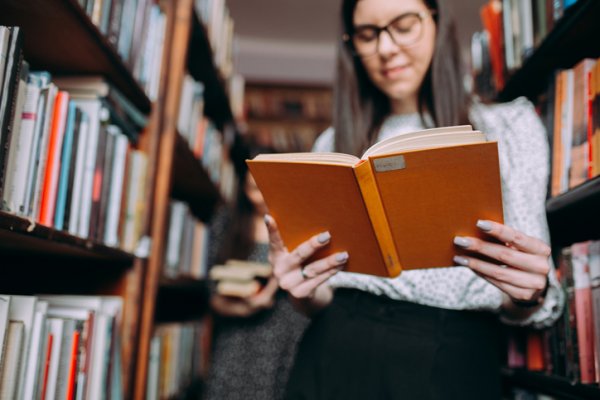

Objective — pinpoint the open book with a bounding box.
[247,125,504,278]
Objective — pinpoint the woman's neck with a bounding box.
[390,95,419,115]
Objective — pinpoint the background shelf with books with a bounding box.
[242,83,332,152]
[0,0,241,398]
[133,0,243,398]
[476,1,600,398]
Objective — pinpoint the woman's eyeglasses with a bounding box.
[343,10,436,58]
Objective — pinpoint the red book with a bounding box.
[66,330,80,400]
[572,241,597,384]
[38,91,69,226]
[40,333,54,400]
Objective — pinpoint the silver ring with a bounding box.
[300,267,309,280]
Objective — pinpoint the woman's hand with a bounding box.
[453,220,551,308]
[211,277,279,318]
[265,214,347,315]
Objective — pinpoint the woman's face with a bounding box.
[353,0,436,111]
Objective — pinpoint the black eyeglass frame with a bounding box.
[342,10,437,58]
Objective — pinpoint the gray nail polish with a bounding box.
[264,214,273,226]
[335,252,349,263]
[453,255,469,266]
[454,236,472,248]
[318,231,331,244]
[476,220,493,231]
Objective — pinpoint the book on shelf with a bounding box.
[248,125,503,277]
[0,294,123,399]
[209,259,272,298]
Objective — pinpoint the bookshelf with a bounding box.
[502,368,600,400]
[0,0,237,398]
[490,0,600,397]
[0,0,152,112]
[498,0,600,102]
[243,83,332,152]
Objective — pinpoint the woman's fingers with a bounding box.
[453,255,547,292]
[453,235,550,276]
[274,231,333,275]
[265,214,286,254]
[472,271,542,303]
[288,265,344,299]
[278,251,348,292]
[475,220,551,257]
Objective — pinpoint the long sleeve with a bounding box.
[470,97,564,329]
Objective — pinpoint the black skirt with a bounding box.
[285,288,502,400]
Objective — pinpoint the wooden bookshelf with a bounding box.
[502,369,600,400]
[0,0,152,113]
[155,277,210,323]
[0,210,135,263]
[188,8,234,131]
[171,133,222,222]
[498,0,600,102]
[546,176,600,252]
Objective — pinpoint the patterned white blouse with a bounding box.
[313,97,564,328]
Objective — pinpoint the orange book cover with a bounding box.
[551,71,565,197]
[66,330,80,400]
[38,91,70,226]
[248,126,503,277]
[526,331,545,371]
[480,1,505,91]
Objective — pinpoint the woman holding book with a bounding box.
[265,0,564,399]
[204,143,308,400]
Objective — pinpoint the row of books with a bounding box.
[507,240,600,384]
[247,123,325,152]
[0,27,149,252]
[176,72,237,202]
[508,388,557,400]
[195,0,235,78]
[478,0,580,94]
[164,201,210,280]
[245,86,332,122]
[0,294,123,400]
[146,322,206,400]
[549,57,600,196]
[76,0,166,100]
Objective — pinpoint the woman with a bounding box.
[266,0,564,399]
[204,144,308,400]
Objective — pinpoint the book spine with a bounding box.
[353,160,402,277]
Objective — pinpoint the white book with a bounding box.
[22,72,52,217]
[72,99,103,238]
[177,74,196,141]
[5,295,37,400]
[2,63,29,212]
[0,27,10,99]
[518,0,534,58]
[44,318,64,400]
[103,127,129,247]
[22,301,48,400]
[3,77,42,214]
[68,111,90,236]
[146,335,161,400]
[501,0,514,70]
[30,83,58,220]
[120,150,148,252]
[561,69,574,193]
[165,201,187,275]
[0,296,10,370]
[0,321,25,400]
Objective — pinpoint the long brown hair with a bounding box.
[334,0,471,156]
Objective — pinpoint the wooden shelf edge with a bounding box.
[0,210,135,264]
[546,176,600,214]
[171,133,222,222]
[502,368,600,399]
[498,0,600,102]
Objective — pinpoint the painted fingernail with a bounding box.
[335,252,349,263]
[317,231,331,244]
[264,214,273,226]
[454,236,472,248]
[453,256,469,266]
[476,220,493,231]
